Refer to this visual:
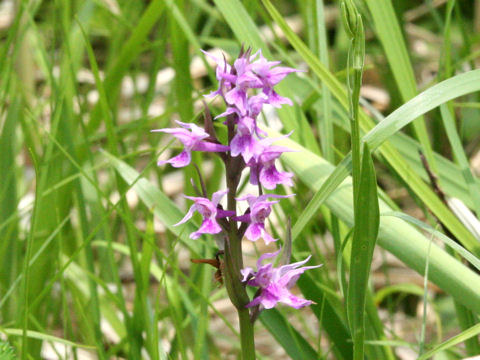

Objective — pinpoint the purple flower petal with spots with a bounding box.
[259,164,294,190]
[242,249,321,310]
[236,193,294,243]
[245,136,296,190]
[174,189,233,239]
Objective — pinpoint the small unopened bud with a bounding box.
[341,0,359,38]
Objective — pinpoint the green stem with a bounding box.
[222,154,256,359]
[238,307,256,360]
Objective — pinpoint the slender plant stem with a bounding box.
[238,307,256,360]
[222,127,256,359]
[343,2,366,358]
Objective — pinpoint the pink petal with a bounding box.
[211,189,229,206]
[234,214,251,223]
[173,204,197,226]
[266,90,293,108]
[262,231,277,245]
[245,223,263,241]
[190,218,222,239]
[231,134,256,162]
[259,165,293,190]
[280,293,313,309]
[257,249,281,268]
[241,267,255,282]
[214,107,237,119]
[159,149,191,168]
[245,295,263,308]
[225,88,247,114]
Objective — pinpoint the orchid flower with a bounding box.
[241,250,322,309]
[174,189,235,239]
[152,121,229,168]
[235,194,294,244]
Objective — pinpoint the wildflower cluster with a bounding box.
[153,48,320,313]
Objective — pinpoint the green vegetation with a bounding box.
[1,0,480,358]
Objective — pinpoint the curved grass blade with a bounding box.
[262,0,480,254]
[276,136,480,314]
[381,212,480,272]
[0,328,95,349]
[364,69,480,150]
[417,322,480,360]
[364,0,436,174]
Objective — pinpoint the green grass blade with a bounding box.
[262,0,480,254]
[417,322,480,360]
[0,98,20,320]
[87,0,165,132]
[296,272,353,359]
[440,103,480,217]
[103,151,201,254]
[363,69,480,150]
[259,309,317,360]
[347,143,379,359]
[277,135,480,314]
[314,0,334,162]
[364,0,437,173]
[382,212,480,272]
[0,328,95,349]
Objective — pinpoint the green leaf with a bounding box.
[262,0,480,254]
[364,69,480,151]
[347,143,379,358]
[364,0,436,174]
[275,134,480,315]
[259,309,317,360]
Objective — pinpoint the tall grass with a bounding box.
[1,0,480,359]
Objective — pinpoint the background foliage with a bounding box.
[1,0,480,359]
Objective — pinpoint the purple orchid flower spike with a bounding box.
[241,249,322,309]
[174,189,235,239]
[152,121,229,168]
[236,193,294,244]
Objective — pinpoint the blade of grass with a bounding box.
[440,104,480,216]
[275,134,480,314]
[87,0,165,132]
[417,322,480,360]
[0,98,20,321]
[262,0,480,255]
[381,212,480,272]
[347,144,379,359]
[0,328,95,350]
[364,0,437,173]
[258,309,317,360]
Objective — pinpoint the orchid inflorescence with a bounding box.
[153,47,320,314]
